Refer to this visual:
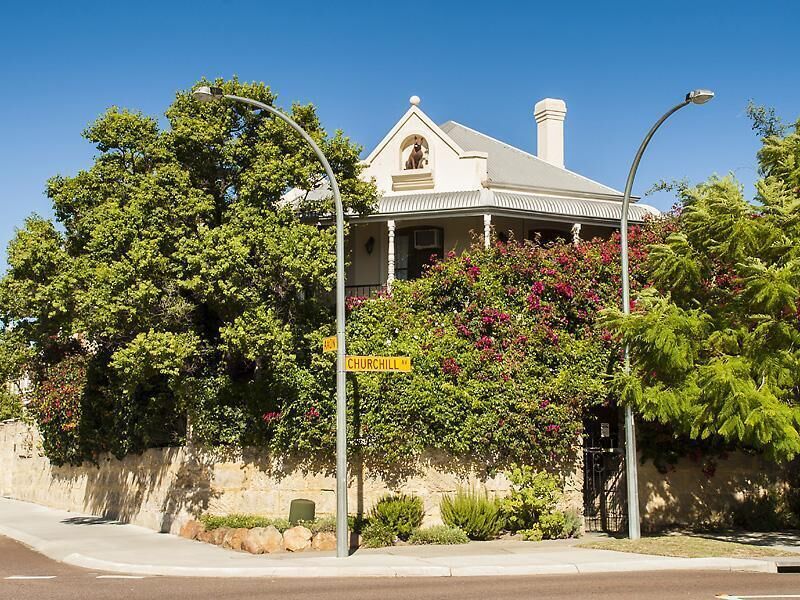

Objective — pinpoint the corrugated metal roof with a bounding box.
[440,121,624,198]
[376,189,658,223]
[493,192,657,222]
[379,190,483,213]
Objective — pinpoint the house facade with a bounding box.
[340,96,658,296]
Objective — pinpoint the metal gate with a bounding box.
[583,447,626,533]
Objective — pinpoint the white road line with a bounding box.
[95,575,146,579]
[717,596,800,599]
[4,575,57,580]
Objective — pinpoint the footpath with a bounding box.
[0,497,789,578]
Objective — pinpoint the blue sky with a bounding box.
[1,0,798,268]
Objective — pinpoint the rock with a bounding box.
[197,530,214,544]
[311,531,337,551]
[282,525,312,552]
[223,527,249,551]
[210,527,229,546]
[242,526,284,554]
[179,520,205,540]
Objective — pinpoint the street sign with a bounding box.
[345,355,412,372]
[323,336,338,353]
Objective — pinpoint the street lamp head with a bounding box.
[686,89,715,105]
[192,85,225,103]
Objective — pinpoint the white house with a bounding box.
[301,96,659,297]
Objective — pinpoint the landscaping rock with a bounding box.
[210,527,229,546]
[197,529,214,544]
[282,525,312,552]
[223,527,249,551]
[242,526,284,554]
[179,519,205,540]
[311,531,337,551]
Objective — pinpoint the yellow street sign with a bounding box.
[345,355,412,373]
[323,336,338,353]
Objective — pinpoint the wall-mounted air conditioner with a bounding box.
[414,229,441,250]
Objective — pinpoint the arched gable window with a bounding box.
[400,135,430,171]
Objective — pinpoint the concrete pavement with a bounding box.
[0,497,786,578]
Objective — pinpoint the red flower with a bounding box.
[262,411,282,424]
[475,336,493,350]
[442,358,461,376]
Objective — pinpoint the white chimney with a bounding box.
[534,98,567,168]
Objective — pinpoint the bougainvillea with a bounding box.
[30,353,89,465]
[338,220,672,469]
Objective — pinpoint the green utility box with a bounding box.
[288,498,316,524]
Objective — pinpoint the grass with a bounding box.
[578,534,799,558]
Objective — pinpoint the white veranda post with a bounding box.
[483,214,492,249]
[387,219,396,288]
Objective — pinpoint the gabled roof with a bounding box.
[439,121,625,199]
[363,105,466,166]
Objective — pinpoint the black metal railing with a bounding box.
[345,284,384,298]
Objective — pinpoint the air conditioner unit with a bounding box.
[414,229,441,250]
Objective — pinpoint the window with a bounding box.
[395,226,443,280]
[400,135,430,170]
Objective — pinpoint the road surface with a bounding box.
[1,535,798,599]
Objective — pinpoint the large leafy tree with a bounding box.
[0,78,376,464]
[603,110,800,461]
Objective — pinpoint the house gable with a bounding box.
[361,97,488,196]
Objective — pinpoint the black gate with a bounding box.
[583,447,626,533]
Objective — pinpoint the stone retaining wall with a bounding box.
[0,421,582,534]
[2,420,784,534]
[637,451,784,531]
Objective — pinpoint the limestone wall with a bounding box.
[638,451,784,531]
[0,421,582,534]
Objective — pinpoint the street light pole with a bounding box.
[620,89,714,540]
[192,86,350,557]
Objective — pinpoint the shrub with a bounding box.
[440,488,503,541]
[343,223,669,470]
[498,466,561,532]
[519,526,543,541]
[361,522,396,548]
[409,525,469,545]
[200,514,291,532]
[733,490,799,531]
[0,391,24,422]
[562,509,583,539]
[306,515,336,533]
[538,511,566,539]
[349,514,370,534]
[370,494,424,541]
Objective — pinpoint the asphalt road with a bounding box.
[1,535,799,599]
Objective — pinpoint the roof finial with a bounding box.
[409,95,421,106]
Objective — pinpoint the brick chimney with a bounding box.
[534,98,567,168]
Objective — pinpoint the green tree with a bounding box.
[0,326,31,421]
[603,111,800,461]
[0,78,376,464]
